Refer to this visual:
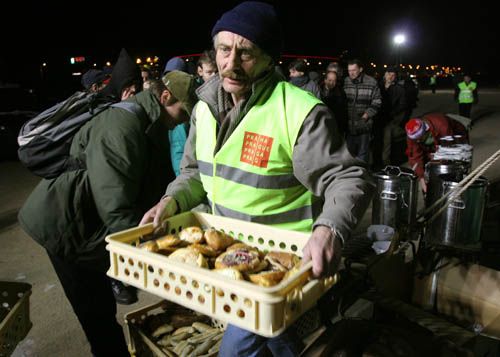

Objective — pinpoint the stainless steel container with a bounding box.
[426,175,488,248]
[425,160,469,209]
[372,166,418,229]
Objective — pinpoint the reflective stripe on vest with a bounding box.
[196,82,321,232]
[458,81,476,104]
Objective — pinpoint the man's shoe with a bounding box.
[110,279,138,305]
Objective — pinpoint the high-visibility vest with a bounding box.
[196,82,322,232]
[458,81,477,104]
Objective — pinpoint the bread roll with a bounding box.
[169,248,208,268]
[266,251,301,270]
[179,226,205,244]
[140,240,158,252]
[249,271,286,287]
[204,228,234,251]
[189,244,218,257]
[214,268,244,280]
[156,234,182,250]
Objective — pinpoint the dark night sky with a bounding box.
[2,1,498,83]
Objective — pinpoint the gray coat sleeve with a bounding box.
[164,104,207,212]
[293,104,375,241]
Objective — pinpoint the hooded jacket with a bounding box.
[18,90,175,264]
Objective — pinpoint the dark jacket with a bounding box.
[344,73,382,135]
[18,90,175,263]
[380,81,407,124]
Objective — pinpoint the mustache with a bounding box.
[221,70,247,81]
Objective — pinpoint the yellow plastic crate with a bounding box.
[0,282,32,357]
[106,212,337,337]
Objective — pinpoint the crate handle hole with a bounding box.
[237,309,245,318]
[119,255,125,263]
[158,268,164,276]
[248,235,254,242]
[230,293,238,303]
[198,295,205,304]
[258,237,264,245]
[238,233,244,241]
[244,298,252,308]
[169,272,176,281]
[186,291,193,300]
[223,305,231,313]
[216,289,225,298]
[133,272,140,280]
[124,268,130,276]
[180,276,187,284]
[148,265,155,273]
[269,240,275,247]
[192,280,199,288]
[175,287,182,295]
[153,279,160,287]
[164,283,170,291]
[128,258,135,266]
[291,245,298,252]
[279,242,286,249]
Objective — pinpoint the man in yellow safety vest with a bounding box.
[454,74,478,120]
[141,2,374,355]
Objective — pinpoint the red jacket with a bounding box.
[406,113,467,178]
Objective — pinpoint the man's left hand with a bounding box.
[302,226,342,278]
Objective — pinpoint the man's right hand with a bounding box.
[140,196,178,227]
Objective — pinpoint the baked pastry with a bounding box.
[189,244,218,257]
[249,271,286,287]
[169,248,208,268]
[226,243,258,252]
[179,226,205,244]
[214,249,261,272]
[204,228,234,251]
[140,240,159,252]
[156,234,182,250]
[265,251,301,271]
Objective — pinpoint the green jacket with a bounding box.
[19,90,175,263]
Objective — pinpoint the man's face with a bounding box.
[348,64,362,80]
[161,93,190,129]
[289,68,302,78]
[385,71,397,83]
[198,62,217,82]
[324,72,337,89]
[464,75,471,83]
[215,31,272,100]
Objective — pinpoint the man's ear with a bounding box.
[160,89,172,105]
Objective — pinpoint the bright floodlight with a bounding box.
[394,34,406,45]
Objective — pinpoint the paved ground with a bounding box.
[1,89,499,356]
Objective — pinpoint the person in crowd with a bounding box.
[18,49,195,357]
[398,71,419,121]
[81,69,107,93]
[343,59,382,163]
[405,113,468,192]
[163,56,187,75]
[327,61,344,81]
[288,58,321,98]
[429,74,437,94]
[379,66,407,166]
[320,69,348,135]
[158,71,197,176]
[141,66,153,89]
[196,49,218,84]
[140,2,373,356]
[454,73,478,120]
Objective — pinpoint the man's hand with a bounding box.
[361,112,369,121]
[302,226,342,278]
[139,196,178,227]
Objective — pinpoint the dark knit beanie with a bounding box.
[211,1,282,60]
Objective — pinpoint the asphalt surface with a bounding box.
[1,89,499,356]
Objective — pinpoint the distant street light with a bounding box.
[393,33,406,66]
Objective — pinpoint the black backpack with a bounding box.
[17,91,143,178]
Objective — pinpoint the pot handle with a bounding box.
[380,191,398,200]
[450,199,465,209]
